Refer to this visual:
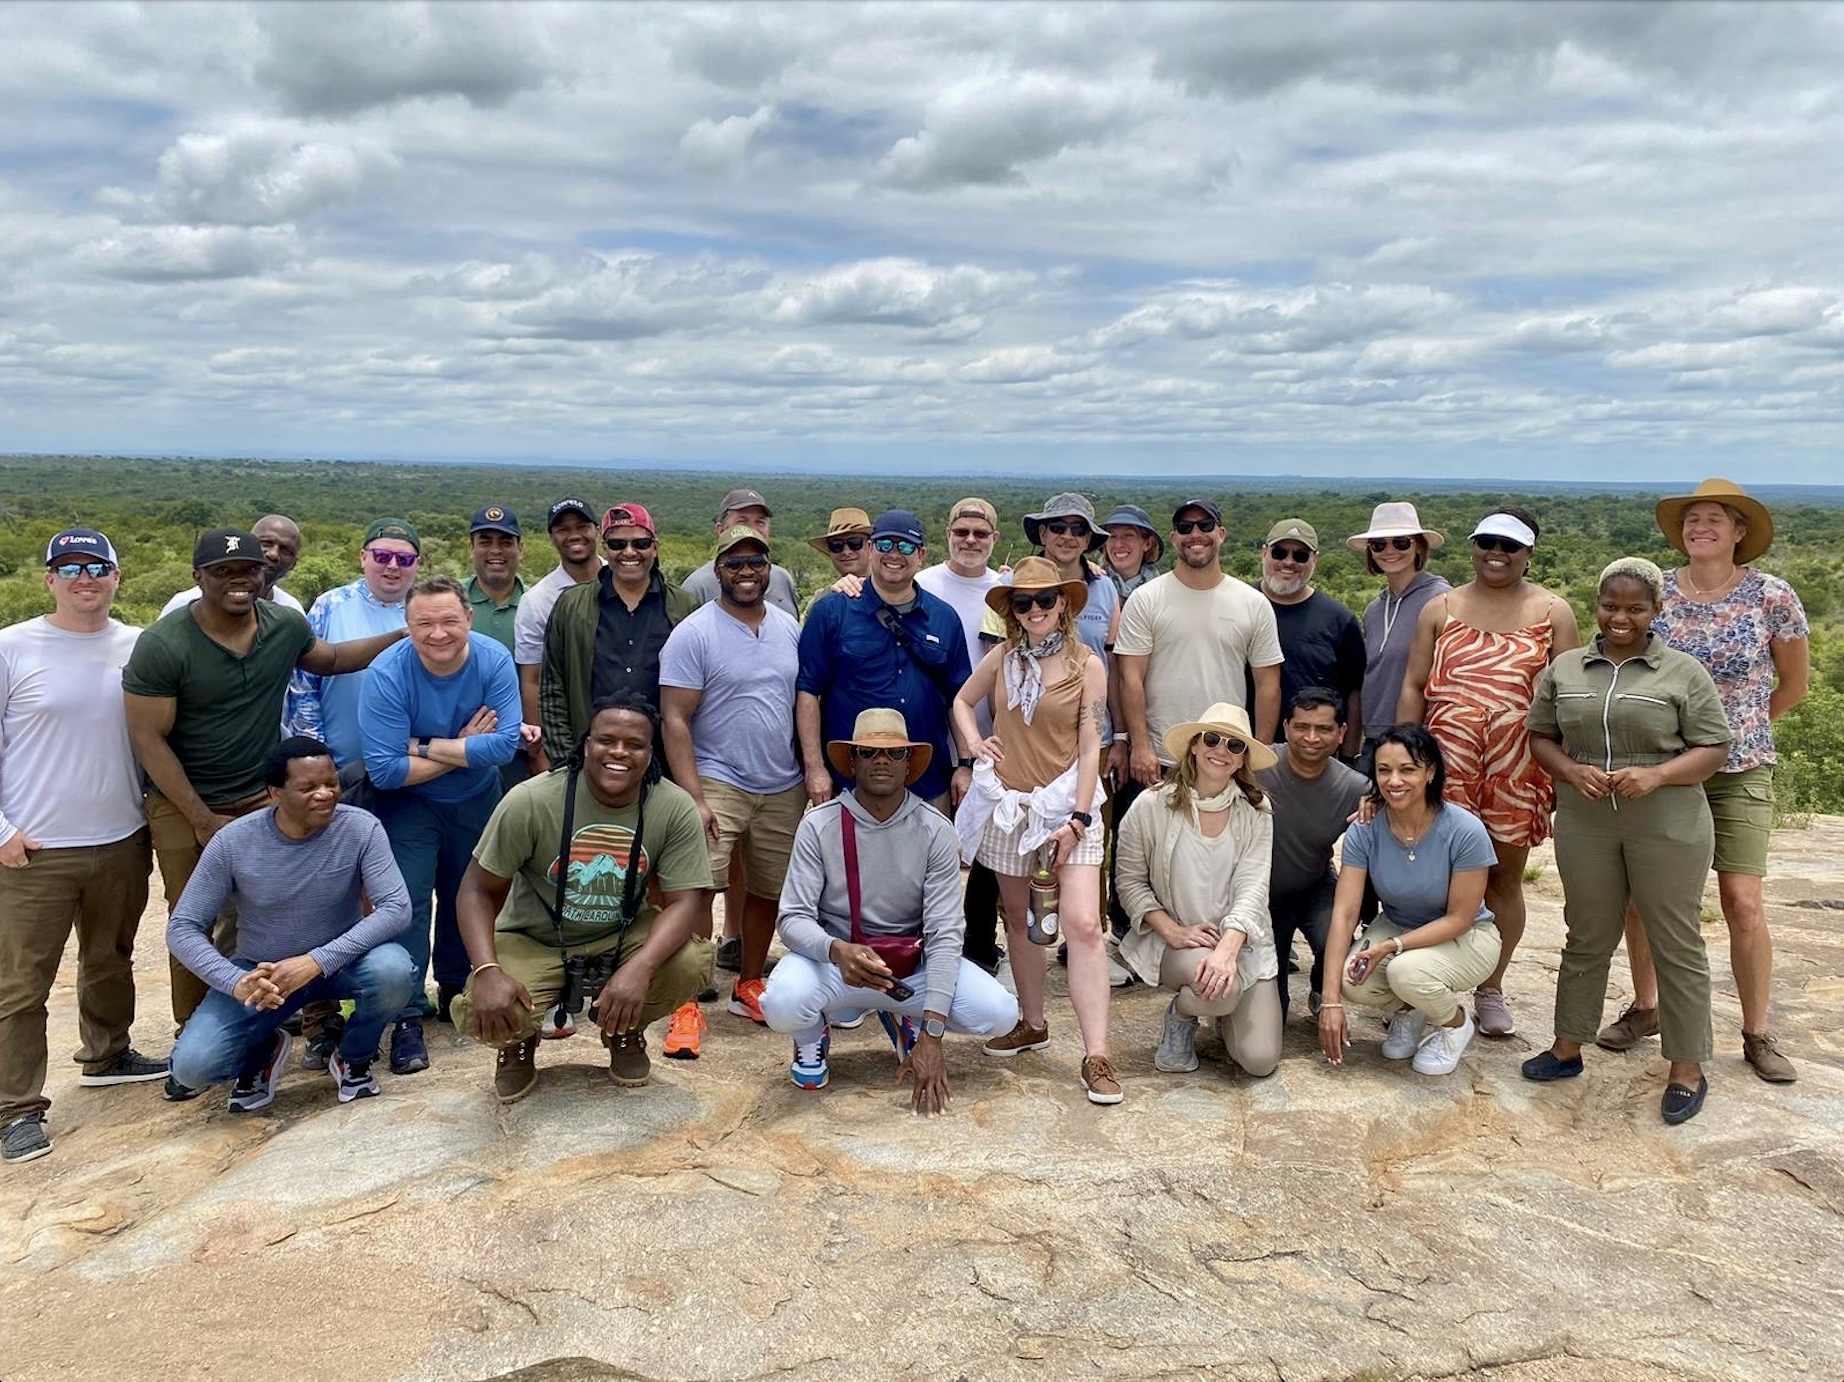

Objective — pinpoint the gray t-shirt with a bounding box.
[683,560,801,620]
[1360,571,1451,740]
[658,601,803,795]
[1255,749,1370,899]
[1340,803,1497,930]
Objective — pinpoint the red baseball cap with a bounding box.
[601,502,656,536]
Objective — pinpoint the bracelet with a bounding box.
[1390,938,1405,956]
[1320,1002,1345,1010]
[470,961,503,978]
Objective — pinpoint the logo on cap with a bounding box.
[225,536,242,552]
[485,507,504,521]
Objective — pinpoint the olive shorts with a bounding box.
[700,778,806,899]
[1705,766,1773,877]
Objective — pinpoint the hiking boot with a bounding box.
[302,1010,346,1070]
[607,1029,650,1087]
[1381,1009,1428,1060]
[329,1051,380,1103]
[663,1003,707,1060]
[540,1004,576,1040]
[716,936,743,972]
[878,1012,918,1061]
[227,1030,293,1113]
[495,1036,539,1104]
[790,1027,830,1090]
[1474,988,1515,1037]
[982,1018,1050,1058]
[1743,1032,1797,1084]
[77,1048,168,1086]
[2,1115,51,1164]
[1153,1001,1199,1073]
[728,978,767,1025]
[1081,1055,1124,1105]
[1411,1011,1477,1076]
[389,1021,430,1075]
[1595,1004,1658,1052]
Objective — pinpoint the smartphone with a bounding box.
[1346,953,1372,984]
[883,978,915,1003]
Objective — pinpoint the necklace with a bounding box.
[1386,810,1433,862]
[1682,565,1740,599]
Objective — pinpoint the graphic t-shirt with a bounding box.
[475,771,712,946]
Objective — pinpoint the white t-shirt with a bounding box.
[162,585,302,616]
[916,562,1000,666]
[0,617,146,848]
[1113,572,1284,764]
[512,559,605,666]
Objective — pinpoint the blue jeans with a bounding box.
[372,784,499,1022]
[168,944,414,1089]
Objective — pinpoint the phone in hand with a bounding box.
[882,977,915,1003]
[1346,952,1372,984]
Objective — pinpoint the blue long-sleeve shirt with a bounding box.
[359,634,522,803]
[286,578,408,767]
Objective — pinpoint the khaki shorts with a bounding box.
[1705,766,1774,877]
[702,778,807,899]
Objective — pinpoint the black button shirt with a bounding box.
[591,568,673,708]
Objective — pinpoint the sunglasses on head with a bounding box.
[1268,544,1313,564]
[52,561,113,580]
[605,536,655,552]
[720,554,769,572]
[872,537,919,556]
[1174,518,1218,535]
[1472,535,1527,554]
[852,745,911,762]
[1197,731,1248,754]
[1009,590,1061,614]
[950,526,993,541]
[826,535,867,554]
[1368,536,1416,553]
[365,548,420,569]
[1041,519,1089,537]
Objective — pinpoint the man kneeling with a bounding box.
[763,708,1017,1115]
[166,737,414,1110]
[453,696,713,1103]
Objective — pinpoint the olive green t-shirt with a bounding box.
[122,601,317,807]
[475,771,713,947]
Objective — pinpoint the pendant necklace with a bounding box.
[1682,565,1740,599]
[1389,813,1429,862]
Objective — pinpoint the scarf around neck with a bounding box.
[1003,630,1066,725]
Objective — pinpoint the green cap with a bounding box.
[1262,518,1319,551]
[715,525,770,558]
[364,517,422,553]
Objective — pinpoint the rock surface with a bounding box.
[4,821,1844,1382]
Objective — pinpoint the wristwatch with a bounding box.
[1069,809,1094,829]
[414,737,432,759]
[957,757,976,770]
[922,1017,947,1039]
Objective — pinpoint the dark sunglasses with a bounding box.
[826,535,867,554]
[1041,519,1090,537]
[605,536,655,552]
[1268,544,1313,564]
[852,745,912,761]
[872,537,919,556]
[1174,518,1218,535]
[720,554,769,572]
[1197,731,1248,754]
[1472,535,1527,554]
[364,548,420,568]
[1367,536,1416,553]
[1009,590,1061,614]
[950,526,993,541]
[51,561,114,580]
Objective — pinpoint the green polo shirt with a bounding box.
[1528,633,1730,770]
[466,573,526,655]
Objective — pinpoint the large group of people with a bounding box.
[0,476,1812,1164]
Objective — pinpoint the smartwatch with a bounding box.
[1069,809,1094,829]
[922,1017,947,1039]
[957,757,976,770]
[414,737,432,759]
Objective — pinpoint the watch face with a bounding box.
[924,1019,947,1038]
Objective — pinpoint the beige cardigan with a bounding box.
[1114,783,1278,993]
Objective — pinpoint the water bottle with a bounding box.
[1027,865,1060,946]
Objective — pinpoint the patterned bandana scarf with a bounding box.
[1003,630,1066,725]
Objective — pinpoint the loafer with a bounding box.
[1521,1050,1584,1082]
[1661,1076,1708,1125]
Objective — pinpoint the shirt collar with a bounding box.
[465,572,524,607]
[1583,631,1665,669]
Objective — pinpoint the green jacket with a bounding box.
[539,570,698,760]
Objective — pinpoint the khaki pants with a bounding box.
[1344,918,1501,1026]
[0,831,152,1122]
[1157,951,1283,1077]
[452,925,714,1049]
[147,790,270,1026]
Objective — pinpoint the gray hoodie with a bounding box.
[1360,569,1451,741]
[776,790,967,1015]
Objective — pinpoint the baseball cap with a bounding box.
[469,504,522,538]
[947,497,998,530]
[1263,518,1319,551]
[1172,498,1224,527]
[716,488,771,522]
[870,509,926,545]
[601,502,657,536]
[194,527,265,569]
[45,528,118,567]
[363,518,422,553]
[547,497,597,530]
[715,524,771,558]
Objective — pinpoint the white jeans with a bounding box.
[761,953,1018,1043]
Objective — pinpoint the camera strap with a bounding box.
[540,753,648,973]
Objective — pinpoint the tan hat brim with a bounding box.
[1344,527,1445,553]
[1161,719,1278,772]
[1655,488,1773,564]
[826,737,932,786]
[984,577,1089,619]
[807,530,870,554]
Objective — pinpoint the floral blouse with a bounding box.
[1652,569,1808,774]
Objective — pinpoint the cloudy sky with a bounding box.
[5,1,1844,483]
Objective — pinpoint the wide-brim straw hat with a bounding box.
[984,554,1089,619]
[826,707,932,786]
[1022,492,1107,552]
[1161,702,1278,772]
[1655,478,1773,564]
[1346,501,1445,553]
[806,507,873,554]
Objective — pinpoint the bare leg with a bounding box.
[1479,842,1529,992]
[1719,871,1774,1035]
[997,873,1046,1029]
[1058,865,1110,1059]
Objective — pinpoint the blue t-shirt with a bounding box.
[1341,803,1497,930]
[658,601,803,795]
[359,634,523,804]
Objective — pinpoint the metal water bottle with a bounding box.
[1027,860,1060,946]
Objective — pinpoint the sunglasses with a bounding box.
[1268,545,1314,564]
[872,537,919,556]
[1367,536,1416,553]
[365,548,421,569]
[1197,731,1248,754]
[1472,535,1527,554]
[52,561,114,580]
[852,745,912,762]
[720,554,769,573]
[1174,518,1218,535]
[826,535,868,554]
[605,536,655,552]
[1042,519,1093,537]
[950,526,993,541]
[1009,590,1061,614]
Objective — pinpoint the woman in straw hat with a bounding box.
[951,556,1120,1104]
[1114,703,1282,1080]
[1346,502,1451,762]
[1598,479,1810,1084]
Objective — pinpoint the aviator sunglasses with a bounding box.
[1367,536,1416,553]
[1197,731,1248,754]
[364,548,420,568]
[826,535,867,554]
[1009,590,1061,614]
[1472,535,1527,554]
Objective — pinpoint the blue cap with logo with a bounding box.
[46,528,118,567]
[469,504,522,538]
[870,510,926,546]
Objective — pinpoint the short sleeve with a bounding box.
[657,615,706,692]
[979,605,1005,641]
[796,599,836,697]
[1446,810,1499,874]
[1248,597,1285,669]
[121,625,181,698]
[1112,584,1154,657]
[1763,577,1809,645]
[1526,663,1560,737]
[1678,657,1733,749]
[1340,817,1374,872]
[650,792,715,894]
[277,606,316,660]
[474,784,541,878]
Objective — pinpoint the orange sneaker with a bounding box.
[662,1002,707,1060]
[728,978,768,1026]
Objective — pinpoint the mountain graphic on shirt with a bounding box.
[547,822,649,898]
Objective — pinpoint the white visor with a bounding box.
[1470,513,1536,549]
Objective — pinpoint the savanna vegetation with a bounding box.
[4,455,1840,812]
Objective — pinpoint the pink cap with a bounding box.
[601,502,656,536]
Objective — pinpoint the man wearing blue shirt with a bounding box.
[360,575,523,1074]
[797,510,972,808]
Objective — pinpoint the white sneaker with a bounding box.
[828,1010,866,1030]
[1381,1009,1427,1060]
[1411,1010,1476,1075]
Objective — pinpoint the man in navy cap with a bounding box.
[797,510,971,808]
[514,498,606,775]
[682,487,800,619]
[465,505,525,655]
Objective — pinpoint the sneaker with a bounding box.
[828,1009,866,1030]
[878,1012,918,1061]
[607,1029,650,1087]
[662,1003,707,1060]
[494,1036,539,1104]
[790,1027,830,1090]
[2,1115,51,1164]
[389,1020,430,1075]
[696,982,720,1003]
[1381,1009,1428,1060]
[329,1051,380,1103]
[1081,1055,1124,1105]
[1743,1032,1797,1084]
[1474,988,1515,1037]
[162,1074,200,1103]
[227,1030,293,1113]
[435,985,461,1025]
[1106,952,1136,988]
[982,1018,1050,1058]
[539,1005,576,1040]
[728,978,768,1025]
[1411,1011,1477,1076]
[1595,1004,1659,1052]
[302,1011,347,1070]
[1153,1001,1199,1073]
[77,1048,168,1086]
[716,936,743,972]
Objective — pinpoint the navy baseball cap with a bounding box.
[469,504,522,538]
[870,510,926,546]
[1172,498,1224,527]
[548,497,597,530]
[194,527,265,569]
[45,528,118,567]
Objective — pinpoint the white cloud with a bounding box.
[72,225,300,281]
[156,126,400,225]
[874,74,1138,191]
[679,105,776,174]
